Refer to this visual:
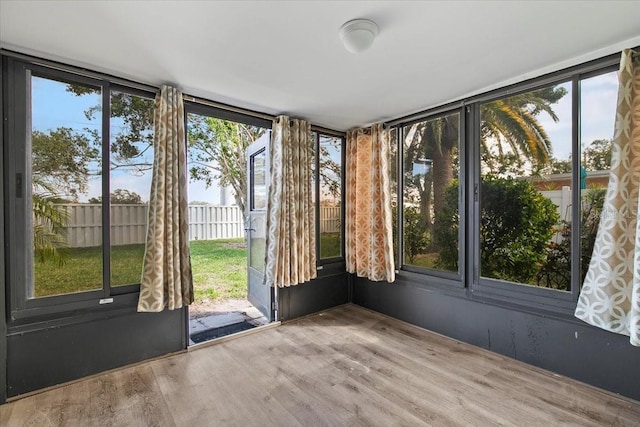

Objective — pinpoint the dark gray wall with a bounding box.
[279,264,348,321]
[353,276,640,401]
[6,305,186,398]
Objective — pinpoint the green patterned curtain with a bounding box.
[264,116,316,287]
[575,49,640,345]
[137,85,193,312]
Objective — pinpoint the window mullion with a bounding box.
[571,76,581,299]
[102,84,111,298]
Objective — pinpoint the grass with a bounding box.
[33,244,146,297]
[33,239,248,302]
[189,239,247,302]
[34,235,344,300]
[320,233,341,259]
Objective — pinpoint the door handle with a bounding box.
[244,228,256,232]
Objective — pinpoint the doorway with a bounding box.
[184,109,272,345]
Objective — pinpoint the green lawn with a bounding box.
[320,233,341,259]
[34,239,248,303]
[34,235,344,301]
[189,239,247,302]
[33,244,146,297]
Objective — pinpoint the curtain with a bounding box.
[264,116,316,287]
[345,123,395,282]
[575,49,640,346]
[137,85,193,312]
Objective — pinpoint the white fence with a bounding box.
[540,187,572,222]
[320,206,340,233]
[58,204,342,248]
[188,205,244,241]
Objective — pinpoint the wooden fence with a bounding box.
[58,204,342,248]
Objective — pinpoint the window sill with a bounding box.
[8,292,141,330]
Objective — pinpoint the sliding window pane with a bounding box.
[319,135,342,259]
[479,83,571,290]
[579,71,616,285]
[109,91,155,286]
[30,75,103,297]
[402,113,460,273]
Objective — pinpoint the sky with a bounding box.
[537,70,618,161]
[31,70,618,204]
[32,76,226,204]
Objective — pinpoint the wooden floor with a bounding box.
[1,305,639,426]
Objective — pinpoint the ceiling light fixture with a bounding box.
[339,19,379,54]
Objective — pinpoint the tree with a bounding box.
[31,126,99,264]
[66,85,155,173]
[436,177,559,284]
[318,136,342,202]
[403,85,567,236]
[32,181,69,265]
[187,115,266,216]
[583,138,612,171]
[480,86,567,173]
[537,188,606,290]
[32,127,100,201]
[89,189,144,204]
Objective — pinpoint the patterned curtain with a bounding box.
[345,123,395,282]
[137,85,193,312]
[264,116,317,287]
[575,49,640,346]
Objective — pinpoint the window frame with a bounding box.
[390,53,622,314]
[394,107,467,288]
[5,58,156,320]
[315,131,345,265]
[470,65,620,311]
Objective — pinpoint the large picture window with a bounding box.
[390,57,620,309]
[475,69,618,296]
[7,60,155,316]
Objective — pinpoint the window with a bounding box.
[109,91,155,287]
[318,135,343,259]
[579,71,617,285]
[474,69,618,297]
[7,60,155,316]
[400,112,462,275]
[390,55,620,309]
[30,75,104,298]
[479,83,573,291]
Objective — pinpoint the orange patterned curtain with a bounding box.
[345,123,395,282]
[137,85,193,312]
[575,49,640,345]
[264,116,317,287]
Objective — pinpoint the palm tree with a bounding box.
[32,181,69,265]
[405,85,567,228]
[480,86,566,173]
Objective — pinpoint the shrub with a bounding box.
[536,188,605,290]
[403,205,430,264]
[435,176,559,284]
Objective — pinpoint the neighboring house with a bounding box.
[532,169,610,190]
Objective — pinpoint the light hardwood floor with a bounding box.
[1,304,639,426]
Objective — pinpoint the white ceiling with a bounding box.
[1,1,640,131]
